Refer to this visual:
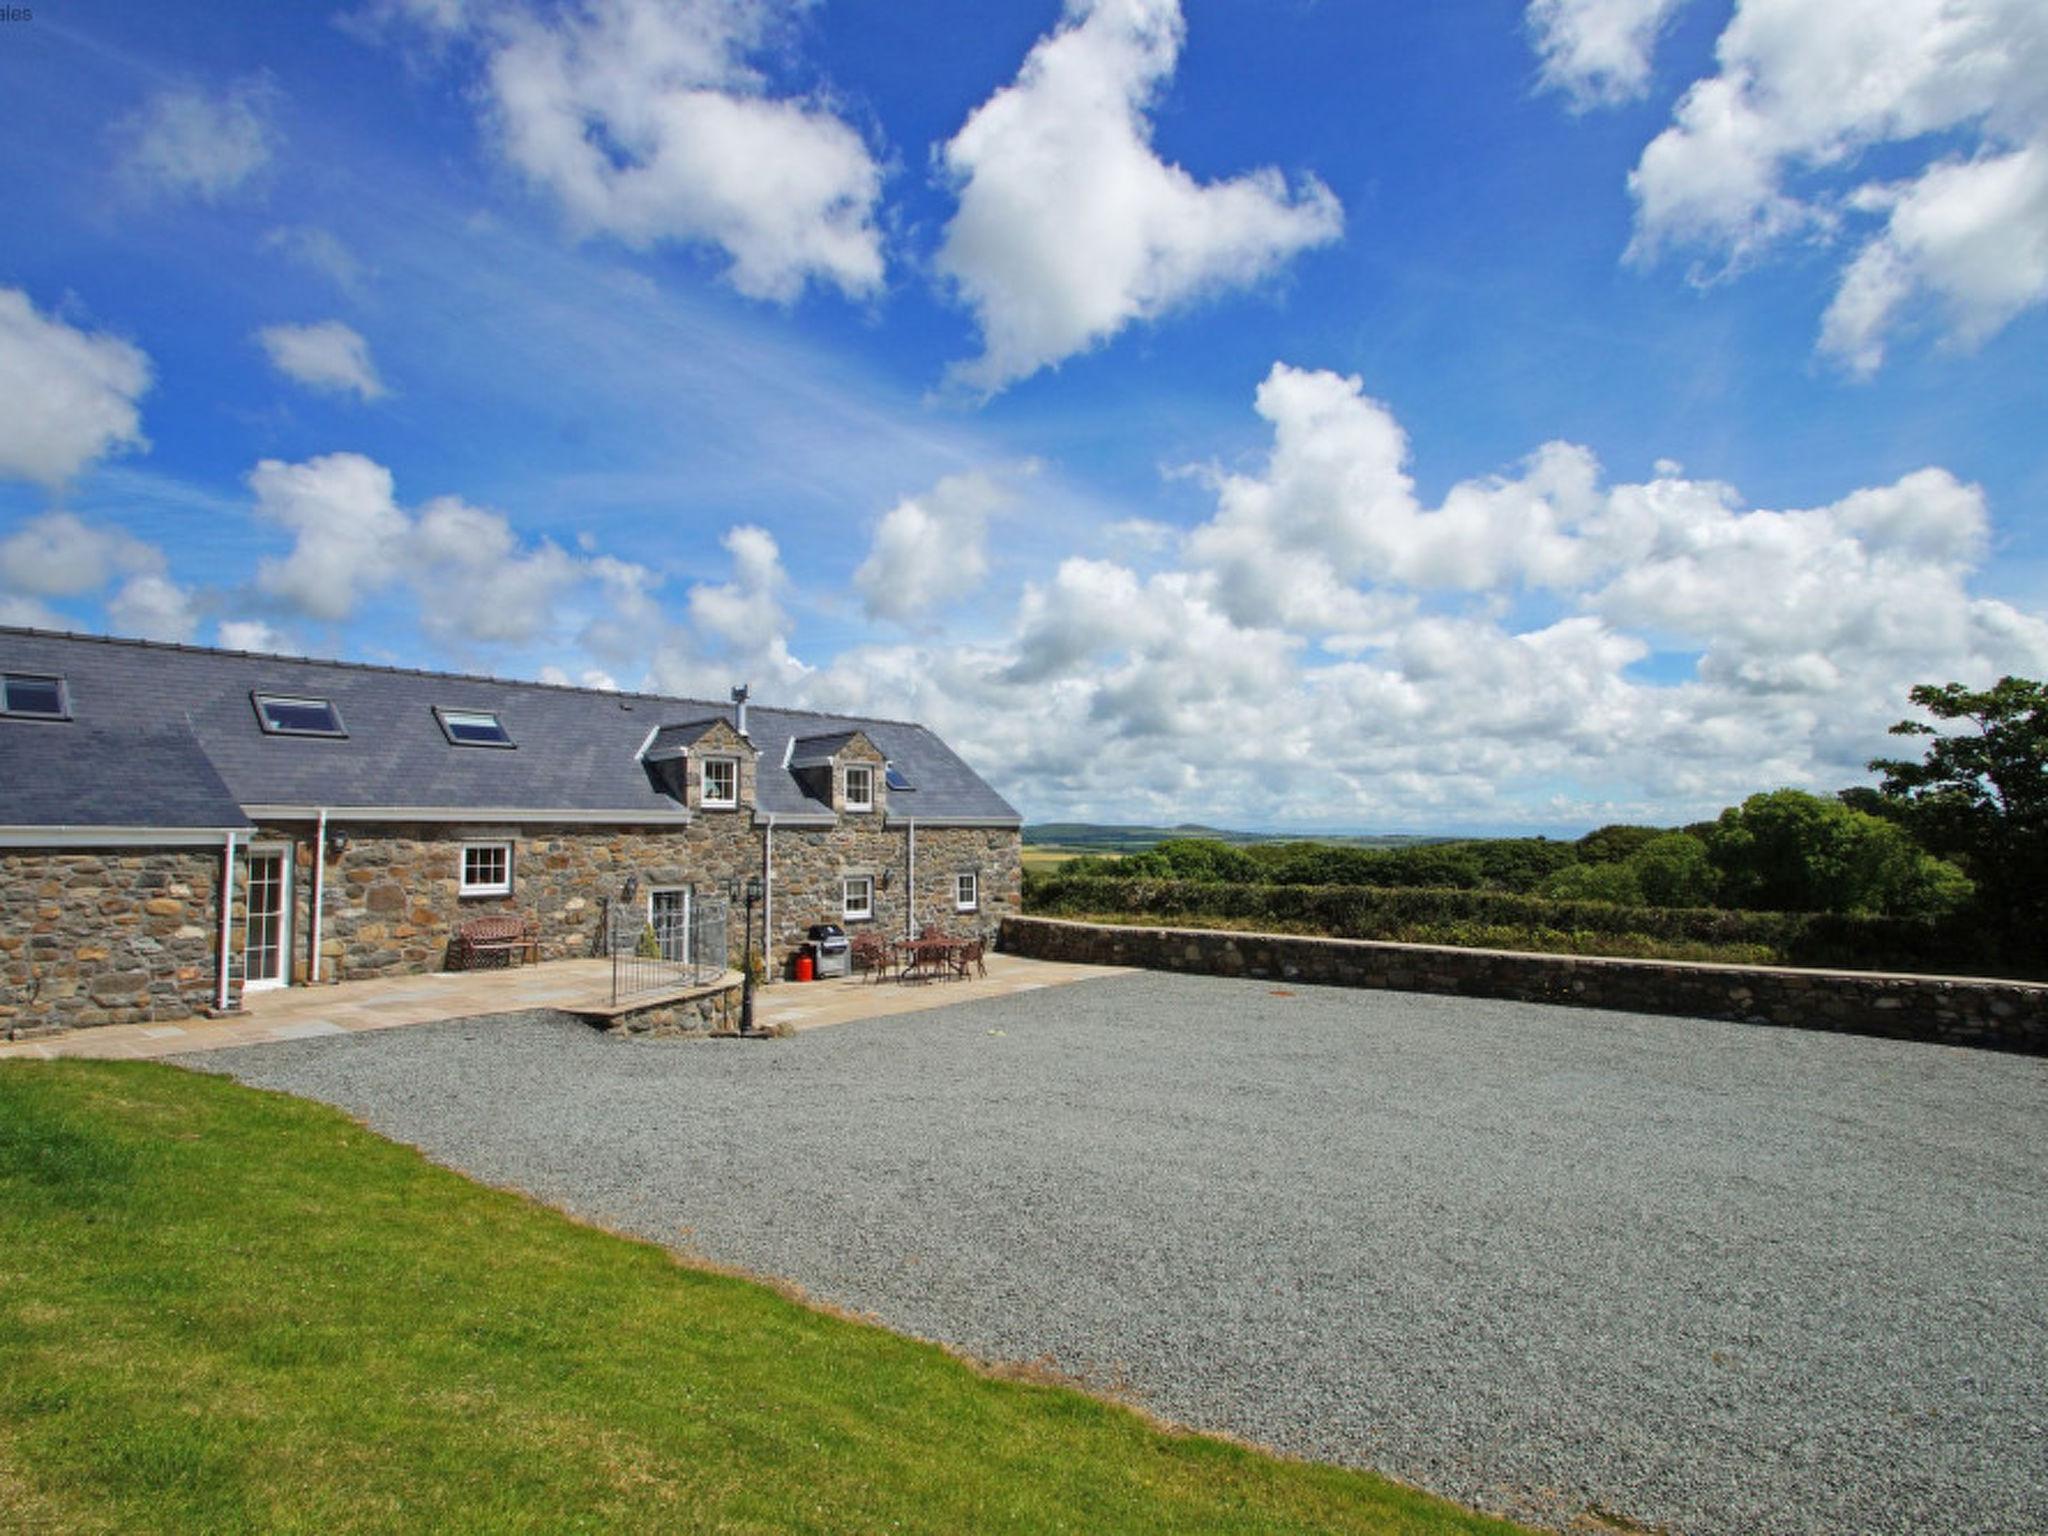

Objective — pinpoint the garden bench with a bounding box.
[457,913,540,968]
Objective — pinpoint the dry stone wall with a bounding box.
[765,822,1022,971]
[1,847,224,1038]
[307,818,761,980]
[4,814,1024,1036]
[1001,916,2048,1055]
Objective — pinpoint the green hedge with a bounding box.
[1023,876,2011,975]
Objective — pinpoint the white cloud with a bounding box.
[652,524,806,694]
[0,289,152,487]
[1586,0,2048,369]
[774,363,2048,829]
[217,619,302,655]
[247,450,623,651]
[1528,0,1687,109]
[261,227,372,300]
[538,663,620,690]
[394,0,884,302]
[0,511,163,596]
[936,0,1342,392]
[1185,364,1599,631]
[0,594,63,629]
[1819,141,2048,375]
[255,321,388,401]
[250,452,412,622]
[853,469,1012,624]
[412,495,578,644]
[106,574,198,643]
[115,77,278,202]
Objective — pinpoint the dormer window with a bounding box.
[1,673,68,720]
[254,692,345,737]
[844,764,874,811]
[702,756,738,808]
[436,707,514,748]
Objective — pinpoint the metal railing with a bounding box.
[610,893,728,1004]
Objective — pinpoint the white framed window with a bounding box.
[955,871,979,912]
[842,875,874,922]
[460,842,513,896]
[253,692,346,737]
[701,757,739,808]
[1,673,68,720]
[843,763,874,811]
[436,706,515,747]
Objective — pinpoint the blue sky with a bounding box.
[2,0,2044,831]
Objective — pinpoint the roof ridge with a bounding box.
[0,623,929,731]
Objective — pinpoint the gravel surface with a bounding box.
[199,974,2048,1535]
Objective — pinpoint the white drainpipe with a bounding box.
[905,819,917,940]
[762,814,775,972]
[309,808,328,983]
[216,831,238,1011]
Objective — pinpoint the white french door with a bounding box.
[648,887,691,964]
[243,848,292,992]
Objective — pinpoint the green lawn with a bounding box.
[0,1061,1530,1535]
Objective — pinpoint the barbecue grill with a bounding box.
[806,922,851,979]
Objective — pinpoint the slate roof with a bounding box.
[645,718,734,760]
[0,628,1019,827]
[0,724,249,830]
[787,730,861,769]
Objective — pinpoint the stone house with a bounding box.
[0,627,1022,1038]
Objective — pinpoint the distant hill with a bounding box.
[1023,822,1450,852]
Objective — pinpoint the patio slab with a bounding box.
[0,952,1134,1061]
[748,952,1136,1036]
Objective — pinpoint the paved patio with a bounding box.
[0,952,1133,1061]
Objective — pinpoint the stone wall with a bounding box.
[1,846,225,1038]
[3,815,1024,1036]
[764,822,1022,972]
[915,823,1023,941]
[1000,916,2048,1055]
[591,979,746,1038]
[296,818,763,981]
[263,818,1022,988]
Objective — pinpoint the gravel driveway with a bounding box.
[201,973,2048,1535]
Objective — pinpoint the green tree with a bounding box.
[1141,839,1260,883]
[1574,824,1664,865]
[1542,859,1643,905]
[1869,676,2048,934]
[1540,832,1715,908]
[1463,838,1578,892]
[1704,788,1969,918]
[1630,832,1718,907]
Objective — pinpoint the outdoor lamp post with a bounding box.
[725,874,763,1035]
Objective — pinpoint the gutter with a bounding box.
[240,804,693,826]
[762,813,775,972]
[216,830,237,1012]
[0,825,250,848]
[906,818,916,941]
[309,808,327,984]
[881,816,1023,830]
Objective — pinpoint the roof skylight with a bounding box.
[253,693,346,738]
[884,763,913,791]
[436,706,515,748]
[1,673,68,720]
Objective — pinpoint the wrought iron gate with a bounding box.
[610,890,728,1003]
